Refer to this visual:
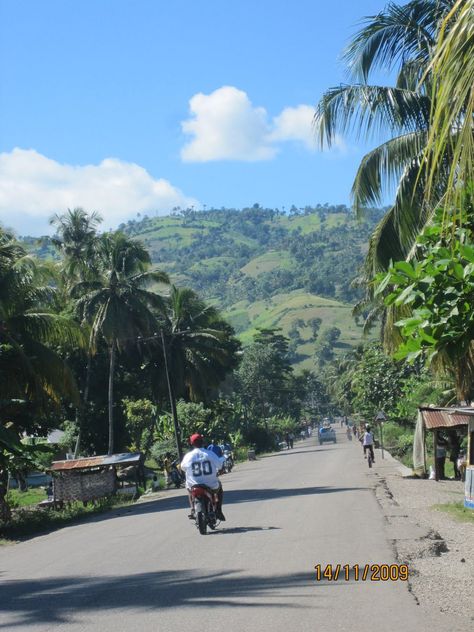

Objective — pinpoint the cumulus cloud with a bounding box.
[180,87,348,162]
[270,105,317,149]
[181,86,276,162]
[0,148,198,235]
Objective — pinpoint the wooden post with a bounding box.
[434,430,439,481]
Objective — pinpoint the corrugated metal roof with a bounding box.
[51,452,142,471]
[419,407,471,430]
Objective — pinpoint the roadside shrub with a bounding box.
[381,422,413,458]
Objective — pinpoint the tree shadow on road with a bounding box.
[0,567,340,628]
[259,447,339,458]
[80,484,367,524]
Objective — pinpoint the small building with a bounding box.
[50,452,144,503]
[453,409,474,510]
[414,407,472,509]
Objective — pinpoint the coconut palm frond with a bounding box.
[314,84,430,149]
[343,0,451,81]
[352,131,427,213]
[424,0,474,211]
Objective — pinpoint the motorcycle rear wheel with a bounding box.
[197,511,207,534]
[194,500,207,534]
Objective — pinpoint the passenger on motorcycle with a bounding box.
[207,438,223,458]
[180,433,226,521]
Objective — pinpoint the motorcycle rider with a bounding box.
[180,433,226,521]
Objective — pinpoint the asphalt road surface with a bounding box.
[0,429,448,632]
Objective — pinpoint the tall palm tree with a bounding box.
[50,208,104,456]
[0,228,82,520]
[72,231,169,455]
[314,0,455,276]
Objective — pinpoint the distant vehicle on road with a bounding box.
[319,427,336,445]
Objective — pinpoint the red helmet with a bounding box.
[190,433,204,446]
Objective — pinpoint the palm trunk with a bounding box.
[0,467,11,523]
[74,338,94,458]
[108,342,116,456]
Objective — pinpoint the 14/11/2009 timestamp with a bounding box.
[314,564,409,582]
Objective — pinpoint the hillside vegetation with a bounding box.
[31,204,382,368]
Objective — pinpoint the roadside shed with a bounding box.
[453,408,474,509]
[50,452,144,503]
[414,407,470,481]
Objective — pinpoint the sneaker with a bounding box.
[216,510,226,521]
[188,511,195,520]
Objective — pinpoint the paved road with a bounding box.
[0,429,448,631]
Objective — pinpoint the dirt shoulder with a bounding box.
[369,449,473,625]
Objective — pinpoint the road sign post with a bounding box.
[375,411,386,459]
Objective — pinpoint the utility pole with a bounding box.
[375,410,386,459]
[160,330,183,460]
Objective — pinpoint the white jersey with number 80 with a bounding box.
[180,447,224,489]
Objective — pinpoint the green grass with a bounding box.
[240,250,294,278]
[433,502,474,523]
[226,290,363,346]
[223,289,372,369]
[0,496,134,543]
[7,488,46,507]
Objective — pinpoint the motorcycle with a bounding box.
[169,459,185,488]
[222,450,234,473]
[191,484,219,534]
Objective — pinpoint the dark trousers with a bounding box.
[363,445,374,461]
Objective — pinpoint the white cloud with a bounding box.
[270,105,317,150]
[181,86,276,162]
[0,148,198,235]
[180,87,348,162]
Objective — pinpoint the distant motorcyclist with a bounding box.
[181,434,226,521]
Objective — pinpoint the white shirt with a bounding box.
[180,447,224,489]
[362,431,374,446]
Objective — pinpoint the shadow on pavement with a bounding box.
[76,484,368,526]
[259,447,339,458]
[0,568,339,627]
[208,526,280,535]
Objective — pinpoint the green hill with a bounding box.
[26,204,382,369]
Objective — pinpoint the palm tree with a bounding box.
[72,231,169,455]
[49,208,105,456]
[155,286,240,403]
[423,0,474,212]
[0,228,82,520]
[314,0,455,276]
[0,229,81,413]
[50,208,103,286]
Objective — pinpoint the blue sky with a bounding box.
[0,0,389,235]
